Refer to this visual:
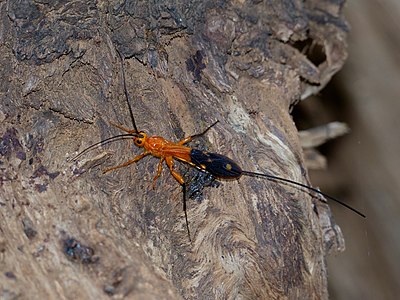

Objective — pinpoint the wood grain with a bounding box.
[0,1,349,299]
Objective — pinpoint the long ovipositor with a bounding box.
[189,149,366,218]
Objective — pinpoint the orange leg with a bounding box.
[103,151,149,174]
[177,121,218,145]
[165,156,185,185]
[109,122,137,134]
[177,136,193,145]
[151,158,165,189]
[165,157,191,240]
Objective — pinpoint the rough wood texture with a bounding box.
[0,1,349,299]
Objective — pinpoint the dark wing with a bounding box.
[190,149,242,179]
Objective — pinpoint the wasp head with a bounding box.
[134,131,147,147]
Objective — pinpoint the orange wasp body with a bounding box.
[103,122,211,188]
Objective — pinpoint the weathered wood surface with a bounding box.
[0,1,349,299]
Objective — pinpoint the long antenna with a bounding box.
[115,47,193,240]
[241,170,366,218]
[72,133,136,161]
[115,48,139,133]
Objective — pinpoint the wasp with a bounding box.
[73,49,365,241]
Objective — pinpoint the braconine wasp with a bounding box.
[73,49,365,241]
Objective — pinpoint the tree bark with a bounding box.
[0,1,348,299]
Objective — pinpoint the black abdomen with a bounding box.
[190,149,242,178]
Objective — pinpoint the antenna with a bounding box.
[115,48,139,133]
[72,133,136,161]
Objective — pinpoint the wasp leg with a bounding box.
[109,122,137,134]
[103,151,149,174]
[165,156,185,185]
[164,156,191,241]
[151,158,165,189]
[177,121,219,145]
[182,183,191,242]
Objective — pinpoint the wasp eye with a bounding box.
[136,140,142,145]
